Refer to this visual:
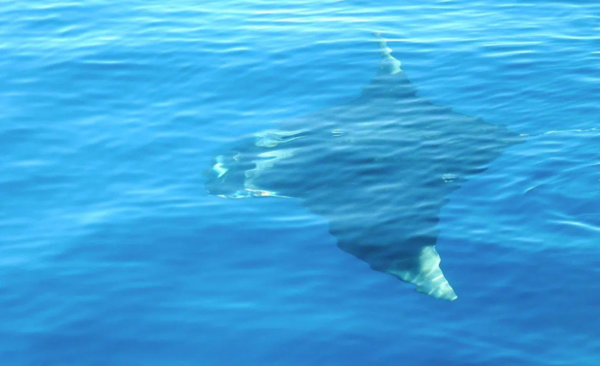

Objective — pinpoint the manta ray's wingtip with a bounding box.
[416,282,458,301]
[388,246,457,301]
[371,31,402,75]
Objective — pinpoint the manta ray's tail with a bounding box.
[387,246,458,301]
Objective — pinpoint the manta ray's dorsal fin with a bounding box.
[373,32,402,75]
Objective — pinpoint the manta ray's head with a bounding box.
[203,153,248,199]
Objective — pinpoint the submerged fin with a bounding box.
[387,246,457,301]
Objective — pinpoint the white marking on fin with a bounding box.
[388,246,457,301]
[373,32,402,75]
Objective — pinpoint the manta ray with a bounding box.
[204,34,522,301]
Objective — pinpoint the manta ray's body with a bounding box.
[204,36,522,300]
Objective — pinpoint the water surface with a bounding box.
[1,1,599,365]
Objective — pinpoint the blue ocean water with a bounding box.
[1,0,599,365]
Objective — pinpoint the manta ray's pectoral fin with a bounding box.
[387,246,457,301]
